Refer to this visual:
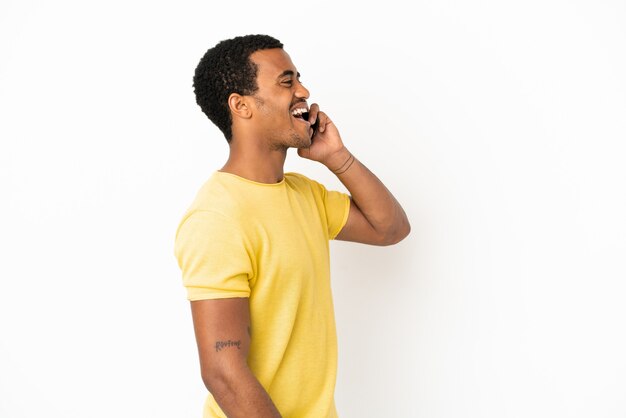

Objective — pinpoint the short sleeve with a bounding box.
[174,210,253,301]
[308,178,351,240]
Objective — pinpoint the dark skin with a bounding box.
[190,298,278,417]
[192,48,411,417]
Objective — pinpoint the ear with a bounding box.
[228,93,253,120]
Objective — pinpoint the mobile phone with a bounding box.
[310,118,319,136]
[303,112,318,136]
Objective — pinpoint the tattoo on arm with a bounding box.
[215,340,241,352]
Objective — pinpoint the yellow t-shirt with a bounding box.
[174,171,350,418]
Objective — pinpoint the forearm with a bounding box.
[326,147,410,242]
[205,364,281,418]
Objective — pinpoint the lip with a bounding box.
[290,103,309,113]
[290,105,311,127]
[293,115,311,128]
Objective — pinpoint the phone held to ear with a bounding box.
[302,111,319,137]
[310,118,319,136]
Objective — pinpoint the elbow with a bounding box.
[200,363,242,398]
[380,218,411,246]
[201,368,227,395]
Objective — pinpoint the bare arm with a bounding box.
[331,150,410,245]
[298,105,411,245]
[190,298,281,418]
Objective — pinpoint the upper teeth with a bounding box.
[292,108,307,116]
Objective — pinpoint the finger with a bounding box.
[308,103,320,125]
[309,121,317,138]
[317,111,330,133]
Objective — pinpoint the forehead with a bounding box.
[250,48,298,80]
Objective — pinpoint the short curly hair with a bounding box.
[193,34,284,142]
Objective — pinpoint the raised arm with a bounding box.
[190,298,281,418]
[298,105,411,246]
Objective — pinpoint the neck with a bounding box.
[220,137,288,184]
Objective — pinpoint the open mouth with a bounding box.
[291,107,310,122]
[292,107,318,134]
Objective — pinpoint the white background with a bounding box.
[1,0,625,417]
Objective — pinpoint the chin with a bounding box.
[287,131,311,149]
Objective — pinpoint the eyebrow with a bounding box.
[277,70,301,80]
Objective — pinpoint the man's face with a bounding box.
[248,48,312,149]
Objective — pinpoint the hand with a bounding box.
[297,103,350,170]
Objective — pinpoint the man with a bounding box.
[174,34,410,418]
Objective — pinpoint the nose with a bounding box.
[295,80,310,99]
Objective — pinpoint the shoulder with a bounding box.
[284,171,325,193]
[284,171,312,183]
[175,173,246,237]
[184,172,249,218]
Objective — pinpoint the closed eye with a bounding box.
[282,78,303,87]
